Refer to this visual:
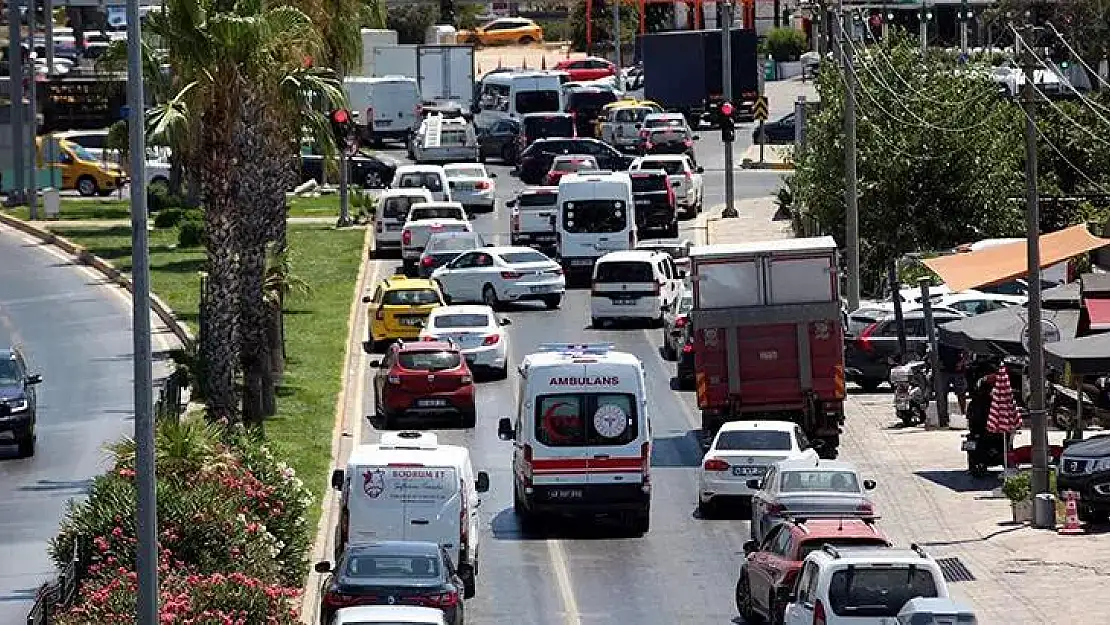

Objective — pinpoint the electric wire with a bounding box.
[1020,107,1110,196]
[1011,25,1110,133]
[1044,22,1110,96]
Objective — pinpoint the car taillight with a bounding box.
[501,271,524,279]
[522,444,534,487]
[628,230,636,247]
[667,184,676,206]
[376,221,383,233]
[639,130,649,139]
[781,567,799,591]
[766,502,786,515]
[461,373,473,384]
[374,308,385,321]
[703,458,730,471]
[323,591,363,608]
[388,374,401,385]
[685,171,693,182]
[675,316,688,328]
[641,441,651,491]
[475,180,491,189]
[814,599,827,625]
[414,104,422,117]
[421,256,435,267]
[482,334,500,346]
[550,267,564,276]
[366,106,374,122]
[834,364,846,399]
[511,209,521,232]
[431,590,460,608]
[856,322,878,354]
[644,141,654,149]
[591,281,603,295]
[339,505,350,549]
[402,230,413,245]
[684,139,693,147]
[857,501,875,515]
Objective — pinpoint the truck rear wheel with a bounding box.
[629,510,650,535]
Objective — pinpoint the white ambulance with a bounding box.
[330,431,490,597]
[496,343,652,534]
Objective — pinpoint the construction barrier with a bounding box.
[1059,490,1084,535]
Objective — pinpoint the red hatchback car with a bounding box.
[735,517,891,624]
[554,56,617,82]
[370,340,476,429]
[544,155,599,185]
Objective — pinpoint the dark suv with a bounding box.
[516,138,635,185]
[1058,435,1110,523]
[844,309,964,391]
[0,347,42,458]
[630,170,678,238]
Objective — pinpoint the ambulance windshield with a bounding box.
[534,393,638,447]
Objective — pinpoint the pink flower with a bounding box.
[111,526,124,538]
[118,467,137,478]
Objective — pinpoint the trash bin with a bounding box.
[43,188,61,219]
[764,58,777,81]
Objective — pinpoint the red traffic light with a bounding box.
[331,109,350,124]
[720,102,734,117]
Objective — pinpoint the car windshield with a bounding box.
[0,359,21,384]
[344,554,441,579]
[410,207,462,220]
[614,107,651,122]
[641,160,684,175]
[518,192,558,208]
[780,470,861,493]
[382,289,440,306]
[827,566,939,618]
[524,116,574,139]
[381,196,424,219]
[501,251,549,264]
[568,91,617,112]
[553,159,595,172]
[516,90,561,114]
[534,393,639,447]
[631,175,667,192]
[447,166,485,179]
[427,235,480,252]
[433,314,489,328]
[595,261,652,283]
[562,199,628,234]
[69,144,98,161]
[398,172,443,192]
[716,430,792,451]
[440,129,469,146]
[649,128,684,139]
[645,117,684,129]
[397,350,461,371]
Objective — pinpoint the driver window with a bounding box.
[771,527,793,556]
[59,150,75,164]
[453,252,478,268]
[474,253,494,267]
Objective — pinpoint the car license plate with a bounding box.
[612,298,636,305]
[530,285,551,293]
[387,224,402,231]
[635,199,651,205]
[571,259,593,267]
[961,440,977,451]
[417,398,448,407]
[399,317,423,326]
[733,466,766,477]
[375,119,392,126]
[548,489,583,500]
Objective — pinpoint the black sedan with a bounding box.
[317,541,466,625]
[516,138,635,185]
[476,118,520,164]
[419,231,486,277]
[752,113,796,145]
[298,151,399,189]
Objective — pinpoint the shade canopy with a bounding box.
[939,306,1081,356]
[1045,332,1110,376]
[923,225,1110,292]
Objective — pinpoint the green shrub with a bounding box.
[177,219,205,248]
[147,183,185,213]
[153,207,184,228]
[765,27,808,62]
[1002,471,1031,502]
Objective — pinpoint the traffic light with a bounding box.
[720,101,736,143]
[330,108,355,150]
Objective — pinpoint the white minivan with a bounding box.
[373,188,434,257]
[590,250,683,327]
[556,171,637,277]
[345,75,421,145]
[331,431,490,596]
[391,164,452,202]
[474,71,563,130]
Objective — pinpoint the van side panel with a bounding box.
[346,464,460,549]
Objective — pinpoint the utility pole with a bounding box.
[1020,24,1051,509]
[794,95,806,154]
[7,0,26,205]
[839,7,860,311]
[613,0,622,71]
[959,0,970,56]
[919,3,931,55]
[721,1,736,218]
[126,0,158,619]
[28,0,38,220]
[920,278,946,428]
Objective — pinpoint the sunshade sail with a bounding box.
[1046,332,1110,376]
[923,225,1110,292]
[939,306,1080,356]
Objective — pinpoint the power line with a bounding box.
[1044,21,1110,94]
[1011,25,1110,132]
[1020,106,1110,196]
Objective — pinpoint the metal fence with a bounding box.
[155,366,189,423]
[25,542,80,625]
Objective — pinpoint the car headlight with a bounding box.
[5,398,29,412]
[1091,458,1110,472]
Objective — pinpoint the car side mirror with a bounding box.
[864,479,877,490]
[743,540,758,555]
[678,269,687,278]
[500,318,512,326]
[660,303,670,312]
[505,199,517,207]
[25,374,42,385]
[634,123,642,129]
[696,166,705,174]
[746,478,762,489]
[497,417,514,440]
[314,561,333,574]
[362,295,373,303]
[692,135,701,140]
[476,471,490,493]
[362,341,375,355]
[368,360,382,368]
[330,469,345,491]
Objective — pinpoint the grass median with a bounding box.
[3,195,343,221]
[50,222,365,531]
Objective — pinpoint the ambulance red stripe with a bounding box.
[531,457,644,471]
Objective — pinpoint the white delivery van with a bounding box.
[331,431,490,597]
[374,188,435,256]
[474,71,563,130]
[345,76,421,145]
[556,171,637,277]
[590,250,683,327]
[497,343,652,535]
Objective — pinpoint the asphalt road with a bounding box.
[359,136,788,624]
[0,226,172,623]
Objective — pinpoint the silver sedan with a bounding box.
[748,458,877,542]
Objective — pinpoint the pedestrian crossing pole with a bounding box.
[839,5,861,311]
[722,1,737,218]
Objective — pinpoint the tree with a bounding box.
[388,5,440,44]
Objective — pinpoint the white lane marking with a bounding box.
[546,538,584,625]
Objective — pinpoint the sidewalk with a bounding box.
[739,144,793,170]
[690,197,794,246]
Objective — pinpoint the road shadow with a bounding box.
[18,478,93,495]
[159,258,206,274]
[651,430,702,468]
[489,507,646,541]
[914,469,996,493]
[365,413,473,431]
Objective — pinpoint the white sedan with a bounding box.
[419,304,511,379]
[430,246,566,310]
[444,163,497,213]
[630,154,704,217]
[697,420,820,517]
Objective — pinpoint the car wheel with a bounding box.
[461,410,476,428]
[697,498,714,519]
[460,564,476,599]
[77,175,99,197]
[435,281,453,304]
[665,223,679,238]
[482,284,500,310]
[402,259,416,276]
[542,294,562,309]
[591,316,604,329]
[364,171,383,188]
[630,510,650,535]
[736,571,764,623]
[662,339,676,361]
[492,366,509,381]
[16,428,34,458]
[518,35,535,45]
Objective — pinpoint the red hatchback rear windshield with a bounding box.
[398,350,461,371]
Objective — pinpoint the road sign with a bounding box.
[753,96,768,121]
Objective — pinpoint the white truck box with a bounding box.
[373,44,419,79]
[690,236,839,309]
[359,28,399,76]
[418,45,475,110]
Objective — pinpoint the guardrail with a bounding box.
[25,541,80,625]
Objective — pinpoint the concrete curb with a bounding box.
[740,159,795,171]
[0,212,195,348]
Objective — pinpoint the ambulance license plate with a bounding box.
[548,489,583,500]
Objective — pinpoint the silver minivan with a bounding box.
[373,188,434,257]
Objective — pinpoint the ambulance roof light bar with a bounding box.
[537,343,614,355]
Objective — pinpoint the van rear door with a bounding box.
[389,465,461,552]
[346,464,407,544]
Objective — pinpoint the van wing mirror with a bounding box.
[476,471,490,493]
[696,166,705,174]
[672,181,681,188]
[314,561,333,574]
[497,417,514,440]
[330,469,345,491]
[864,479,877,490]
[743,540,758,555]
[25,373,42,385]
[362,295,373,303]
[505,199,517,207]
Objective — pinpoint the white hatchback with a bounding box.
[444,163,497,213]
[419,305,511,380]
[589,250,683,327]
[431,246,566,310]
[696,421,820,517]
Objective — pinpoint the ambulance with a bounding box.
[496,343,652,534]
[330,431,490,597]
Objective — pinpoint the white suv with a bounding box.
[783,545,950,625]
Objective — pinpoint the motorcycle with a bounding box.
[962,374,1008,477]
[889,359,931,427]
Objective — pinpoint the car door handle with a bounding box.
[410,519,430,525]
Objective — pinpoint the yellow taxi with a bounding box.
[363,274,445,350]
[458,17,544,46]
[36,137,127,197]
[601,99,664,115]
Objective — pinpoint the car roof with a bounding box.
[395,339,457,353]
[0,347,17,360]
[483,245,548,258]
[429,305,493,318]
[519,186,559,194]
[638,238,691,247]
[396,164,446,173]
[380,275,438,290]
[553,154,596,162]
[335,605,448,624]
[778,458,857,472]
[810,547,935,565]
[380,188,434,199]
[719,420,797,433]
[443,163,485,171]
[788,518,888,540]
[522,112,573,119]
[597,250,663,263]
[345,540,443,557]
[411,201,465,210]
[638,154,688,162]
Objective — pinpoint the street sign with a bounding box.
[753,96,768,121]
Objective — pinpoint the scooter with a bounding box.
[962,375,1007,477]
[890,359,931,427]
